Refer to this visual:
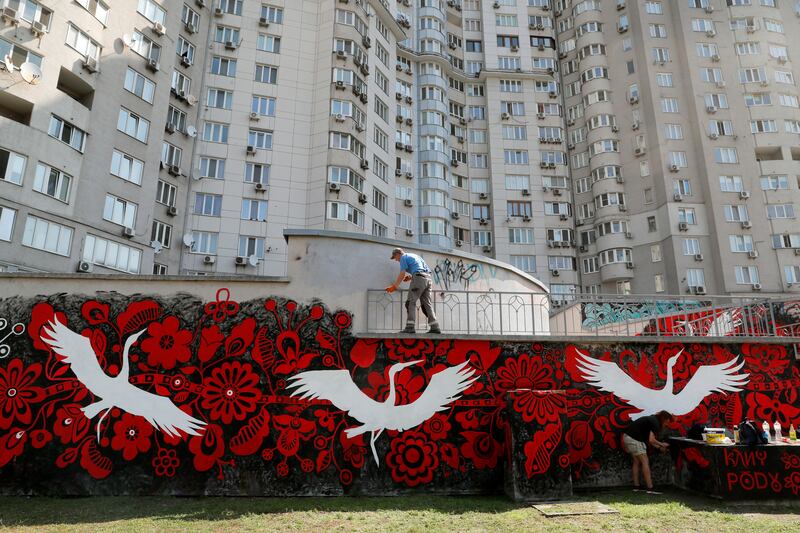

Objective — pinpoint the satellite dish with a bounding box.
[150,240,163,254]
[3,55,14,72]
[20,62,42,84]
[186,125,197,138]
[186,94,198,106]
[248,254,259,267]
[182,234,195,247]
[122,34,132,47]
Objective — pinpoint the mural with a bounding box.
[432,259,497,291]
[0,290,798,495]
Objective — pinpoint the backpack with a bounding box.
[739,420,768,445]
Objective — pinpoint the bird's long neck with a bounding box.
[120,337,135,380]
[386,371,398,406]
[664,363,675,394]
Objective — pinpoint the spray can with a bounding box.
[762,420,771,442]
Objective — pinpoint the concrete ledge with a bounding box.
[0,273,291,282]
[355,332,800,344]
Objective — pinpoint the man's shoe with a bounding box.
[427,327,442,334]
[400,327,416,334]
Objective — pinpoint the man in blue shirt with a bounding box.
[386,247,441,334]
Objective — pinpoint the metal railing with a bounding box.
[366,290,800,338]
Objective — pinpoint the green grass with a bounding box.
[0,490,798,532]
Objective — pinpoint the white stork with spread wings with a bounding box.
[287,360,477,465]
[575,349,749,419]
[41,319,206,440]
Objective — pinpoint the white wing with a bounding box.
[40,319,110,390]
[130,391,206,438]
[390,361,477,431]
[673,357,749,414]
[575,350,657,411]
[287,369,383,424]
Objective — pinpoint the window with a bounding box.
[373,189,388,213]
[714,147,738,164]
[661,98,679,113]
[246,163,270,185]
[194,193,222,216]
[651,245,662,262]
[82,234,141,273]
[207,88,233,109]
[151,220,172,248]
[238,236,265,259]
[171,70,191,94]
[507,201,532,217]
[720,175,744,192]
[261,5,283,23]
[664,124,684,140]
[117,108,150,143]
[683,238,701,255]
[76,0,109,24]
[508,228,534,244]
[735,266,760,284]
[22,215,72,256]
[730,234,754,252]
[65,23,101,60]
[123,68,155,103]
[191,231,218,254]
[199,157,225,180]
[674,179,693,196]
[0,205,15,242]
[154,263,167,276]
[724,205,749,222]
[33,163,71,202]
[678,208,697,224]
[505,175,530,190]
[137,0,165,24]
[48,116,87,152]
[0,147,26,185]
[328,201,364,227]
[211,56,237,76]
[248,130,273,149]
[760,175,789,190]
[103,194,137,228]
[130,30,160,61]
[241,199,268,221]
[656,73,673,87]
[156,180,176,207]
[255,64,278,84]
[202,122,229,143]
[785,266,800,284]
[214,25,240,44]
[510,255,536,273]
[767,204,796,219]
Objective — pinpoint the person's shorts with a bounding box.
[622,434,647,457]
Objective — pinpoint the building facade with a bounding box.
[0,0,799,297]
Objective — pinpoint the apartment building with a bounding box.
[0,0,798,297]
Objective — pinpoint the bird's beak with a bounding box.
[131,329,147,344]
[399,359,424,370]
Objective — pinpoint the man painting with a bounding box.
[386,247,441,334]
[622,410,673,494]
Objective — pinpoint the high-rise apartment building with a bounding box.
[1,0,799,297]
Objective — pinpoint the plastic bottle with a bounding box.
[733,425,739,444]
[774,420,782,442]
[790,424,797,442]
[762,420,771,442]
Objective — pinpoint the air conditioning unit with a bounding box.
[30,19,45,36]
[479,193,488,200]
[457,136,465,144]
[746,25,757,33]
[739,190,750,199]
[214,6,223,16]
[711,53,720,62]
[405,172,413,179]
[611,125,619,132]
[459,117,467,125]
[406,229,414,236]
[706,105,717,113]
[679,222,689,231]
[550,269,560,277]
[706,29,716,37]
[451,159,459,167]
[180,55,192,67]
[82,56,99,73]
[255,182,266,191]
[626,261,635,269]
[560,214,568,221]
[235,256,248,266]
[673,193,683,202]
[455,239,463,247]
[523,215,531,222]
[259,17,270,27]
[547,67,554,75]
[360,159,369,169]
[246,145,257,155]
[404,198,413,207]
[705,4,714,12]
[709,132,719,139]
[483,246,492,253]
[778,56,788,64]
[165,123,176,134]
[634,147,645,156]
[203,255,216,264]
[748,250,759,259]
[167,206,178,217]
[1,6,18,23]
[553,189,562,196]
[616,176,625,184]
[618,24,629,33]
[670,164,679,172]
[225,40,237,50]
[451,212,460,219]
[741,221,752,229]
[76,261,93,273]
[579,245,587,252]
[501,112,510,120]
[618,205,627,212]
[629,95,639,104]
[329,182,341,192]
[404,144,412,152]
[625,231,633,239]
[632,121,640,130]
[521,189,530,196]
[168,165,181,176]
[146,58,160,72]
[694,253,704,262]
[794,249,800,256]
[752,283,762,291]
[355,123,366,132]
[479,218,488,225]
[549,90,557,98]
[694,285,707,295]
[196,0,205,6]
[716,80,726,88]
[185,21,198,33]
[359,193,368,204]
[152,22,166,35]
[510,45,519,52]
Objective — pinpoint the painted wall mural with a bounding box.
[0,290,798,495]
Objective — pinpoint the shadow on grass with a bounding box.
[0,490,797,527]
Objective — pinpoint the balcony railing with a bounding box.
[366,290,800,338]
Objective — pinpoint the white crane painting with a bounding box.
[288,360,477,465]
[41,319,206,440]
[575,349,749,419]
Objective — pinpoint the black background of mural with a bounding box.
[0,293,797,496]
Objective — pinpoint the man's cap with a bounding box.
[390,247,404,258]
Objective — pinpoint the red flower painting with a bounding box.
[202,361,262,424]
[495,353,555,392]
[387,431,439,487]
[0,359,44,430]
[110,413,153,460]
[140,316,193,369]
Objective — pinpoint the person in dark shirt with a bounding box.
[622,410,673,494]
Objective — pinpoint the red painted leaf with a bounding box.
[226,318,256,357]
[316,449,332,473]
[55,446,79,468]
[252,327,275,372]
[173,391,190,404]
[350,339,379,368]
[81,301,110,325]
[316,329,338,352]
[198,325,224,363]
[80,439,113,480]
